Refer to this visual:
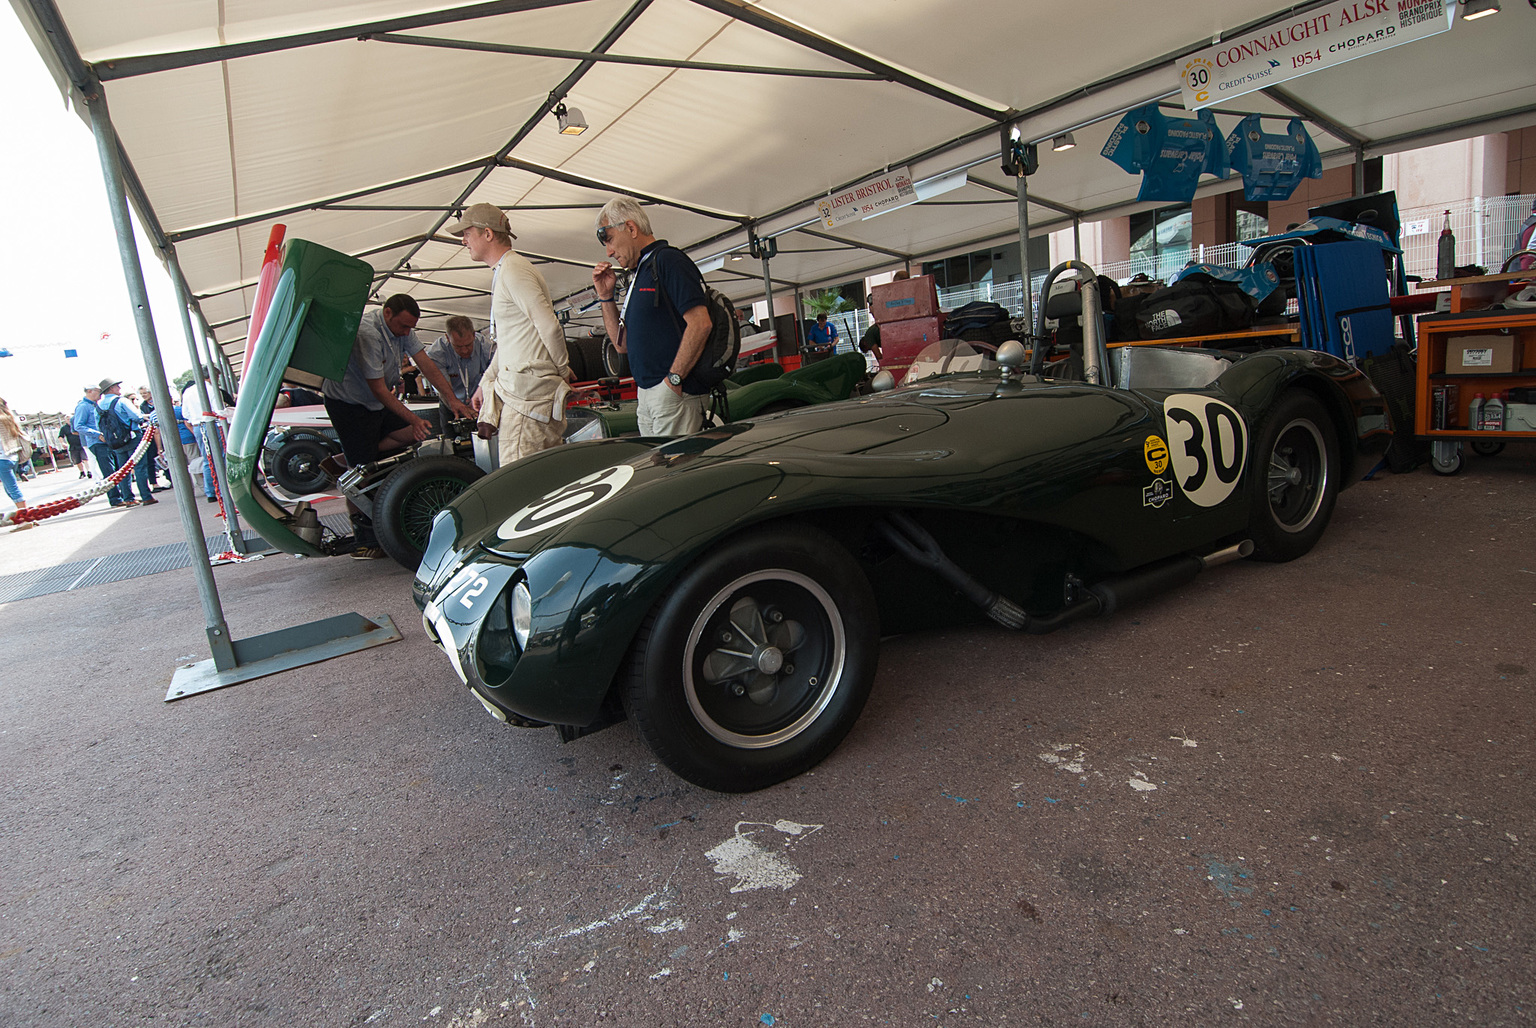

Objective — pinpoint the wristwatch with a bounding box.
[666,371,683,388]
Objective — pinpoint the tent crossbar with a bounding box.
[686,0,1008,122]
[94,0,588,81]
[367,31,885,80]
[164,160,492,243]
[370,0,657,300]
[496,157,746,224]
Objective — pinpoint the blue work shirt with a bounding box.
[172,405,196,445]
[323,308,424,409]
[72,396,103,449]
[424,331,494,403]
[620,240,709,392]
[807,321,838,349]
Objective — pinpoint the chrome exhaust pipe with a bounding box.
[1199,540,1254,570]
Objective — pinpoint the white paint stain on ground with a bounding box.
[1128,770,1158,792]
[1037,742,1087,774]
[704,820,824,894]
[647,918,687,934]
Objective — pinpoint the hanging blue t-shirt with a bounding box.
[1101,104,1229,204]
[1225,116,1322,202]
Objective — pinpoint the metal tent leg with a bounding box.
[78,75,401,699]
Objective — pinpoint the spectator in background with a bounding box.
[135,386,167,491]
[735,308,757,335]
[97,378,154,506]
[74,384,130,507]
[804,313,838,363]
[60,421,89,478]
[0,397,33,529]
[179,376,218,503]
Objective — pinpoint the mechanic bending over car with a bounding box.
[592,195,714,437]
[321,292,477,558]
[423,314,495,436]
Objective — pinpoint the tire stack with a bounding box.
[564,334,608,384]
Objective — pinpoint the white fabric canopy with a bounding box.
[13,0,1536,371]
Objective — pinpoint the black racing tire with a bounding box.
[623,524,879,792]
[1246,391,1339,563]
[603,340,630,378]
[373,456,485,570]
[270,437,335,496]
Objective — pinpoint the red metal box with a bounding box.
[871,275,941,324]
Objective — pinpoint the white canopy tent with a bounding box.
[13,0,1536,375]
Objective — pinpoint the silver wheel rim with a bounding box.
[1266,417,1328,535]
[683,569,846,748]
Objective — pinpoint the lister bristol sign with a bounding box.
[1179,0,1455,109]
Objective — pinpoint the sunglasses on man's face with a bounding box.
[596,223,624,245]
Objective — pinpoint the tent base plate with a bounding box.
[165,612,402,700]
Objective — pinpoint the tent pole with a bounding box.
[759,253,776,334]
[81,80,238,668]
[166,251,249,555]
[1017,173,1033,323]
[1353,146,1365,197]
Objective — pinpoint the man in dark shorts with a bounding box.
[321,293,475,558]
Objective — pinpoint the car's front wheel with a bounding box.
[374,457,485,570]
[1247,392,1338,562]
[623,525,879,792]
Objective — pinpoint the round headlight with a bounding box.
[511,580,532,650]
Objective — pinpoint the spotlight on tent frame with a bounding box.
[1460,0,1500,18]
[554,102,587,135]
[1051,132,1076,152]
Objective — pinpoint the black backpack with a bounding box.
[650,246,740,391]
[1115,274,1256,341]
[99,396,138,448]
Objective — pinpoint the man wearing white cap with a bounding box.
[448,203,573,465]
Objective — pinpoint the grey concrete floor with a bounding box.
[1,447,1532,1027]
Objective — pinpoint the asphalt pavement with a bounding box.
[0,446,1531,1027]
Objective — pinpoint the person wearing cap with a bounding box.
[591,196,713,436]
[448,202,573,465]
[96,378,153,506]
[321,293,476,558]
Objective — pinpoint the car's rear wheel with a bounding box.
[623,525,878,792]
[270,437,334,496]
[1247,392,1338,562]
[374,456,485,570]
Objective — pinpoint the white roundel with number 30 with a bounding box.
[1161,395,1247,508]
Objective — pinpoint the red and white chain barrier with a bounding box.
[2,427,159,529]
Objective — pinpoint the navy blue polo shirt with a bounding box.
[622,240,709,391]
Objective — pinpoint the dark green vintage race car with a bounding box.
[414,281,1390,793]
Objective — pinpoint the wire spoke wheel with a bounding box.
[374,456,485,570]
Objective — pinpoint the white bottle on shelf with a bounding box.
[1482,391,1505,432]
[1469,393,1484,430]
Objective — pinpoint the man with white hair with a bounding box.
[448,203,572,464]
[591,196,713,437]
